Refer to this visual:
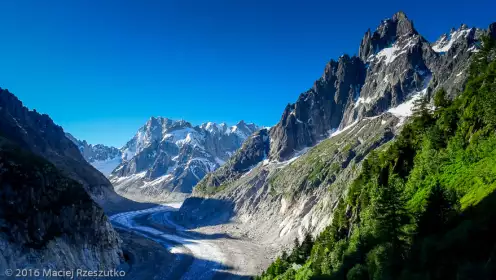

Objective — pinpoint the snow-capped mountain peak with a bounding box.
[200,122,220,133]
[432,24,474,53]
[65,133,122,176]
[229,120,258,139]
[110,117,259,202]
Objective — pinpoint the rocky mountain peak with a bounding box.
[236,119,247,127]
[111,117,259,201]
[232,120,258,138]
[147,116,161,127]
[320,59,339,82]
[265,12,487,162]
[359,11,417,61]
[65,133,122,176]
[200,121,221,133]
[145,117,191,132]
[121,117,195,161]
[269,53,366,161]
[431,24,475,54]
[392,11,407,21]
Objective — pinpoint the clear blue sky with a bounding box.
[0,0,494,147]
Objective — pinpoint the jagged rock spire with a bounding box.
[269,54,365,160]
[359,11,417,61]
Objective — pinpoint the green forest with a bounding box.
[257,36,496,280]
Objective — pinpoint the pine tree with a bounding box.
[416,183,459,238]
[374,174,409,247]
[412,95,430,118]
[300,232,313,258]
[288,237,300,263]
[410,95,435,145]
[433,88,451,110]
[281,250,289,261]
[372,173,410,277]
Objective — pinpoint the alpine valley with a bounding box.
[1,10,496,280]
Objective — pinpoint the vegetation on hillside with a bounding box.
[257,36,496,280]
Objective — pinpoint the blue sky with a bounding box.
[0,0,494,147]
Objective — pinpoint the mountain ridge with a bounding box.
[107,116,259,202]
[176,12,496,266]
[268,11,484,161]
[0,87,118,200]
[66,132,123,176]
[0,88,124,273]
[192,12,490,196]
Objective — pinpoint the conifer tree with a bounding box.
[433,88,451,110]
[416,183,459,238]
[373,173,410,277]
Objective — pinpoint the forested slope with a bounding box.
[258,36,496,280]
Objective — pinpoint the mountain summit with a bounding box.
[109,117,258,202]
[184,12,496,259]
[268,11,484,161]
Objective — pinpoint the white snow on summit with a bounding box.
[375,37,417,65]
[65,133,123,177]
[432,28,471,53]
[111,117,259,199]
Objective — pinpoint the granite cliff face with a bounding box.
[182,13,496,251]
[0,89,116,200]
[198,12,491,182]
[0,91,123,274]
[110,117,258,202]
[269,55,366,161]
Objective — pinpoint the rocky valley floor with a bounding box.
[110,202,277,280]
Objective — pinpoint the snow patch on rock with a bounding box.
[432,28,471,53]
[90,156,122,176]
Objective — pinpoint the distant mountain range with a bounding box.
[66,133,122,176]
[67,118,258,202]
